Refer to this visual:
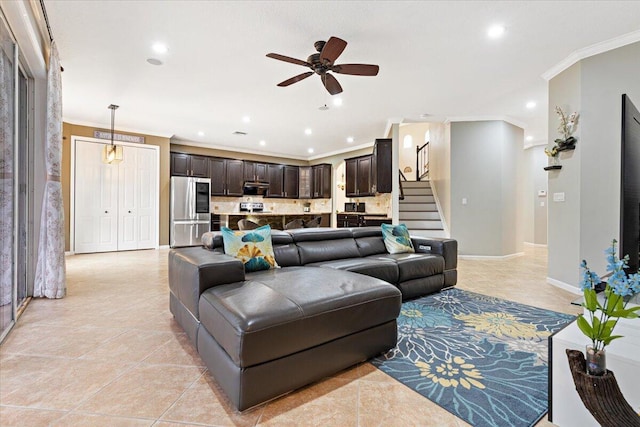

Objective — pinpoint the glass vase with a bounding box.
[585,345,606,376]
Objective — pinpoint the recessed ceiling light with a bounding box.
[308,148,314,154]
[526,136,533,142]
[333,97,343,107]
[242,116,251,123]
[487,24,505,39]
[146,58,163,66]
[526,101,536,109]
[304,128,312,135]
[259,140,266,146]
[197,131,205,137]
[152,42,168,54]
[347,137,354,143]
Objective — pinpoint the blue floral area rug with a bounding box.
[371,288,575,427]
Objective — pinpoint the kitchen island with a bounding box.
[212,212,331,230]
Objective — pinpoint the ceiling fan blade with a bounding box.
[319,37,347,63]
[277,71,314,87]
[331,63,379,76]
[266,53,311,67]
[322,73,343,95]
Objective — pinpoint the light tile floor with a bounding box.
[0,246,581,426]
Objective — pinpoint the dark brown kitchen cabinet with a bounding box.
[243,161,268,182]
[345,155,373,197]
[171,153,209,177]
[266,164,284,198]
[209,158,244,196]
[283,166,299,198]
[372,138,392,193]
[298,167,312,198]
[337,213,360,228]
[312,163,332,198]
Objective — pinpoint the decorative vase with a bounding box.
[585,345,606,376]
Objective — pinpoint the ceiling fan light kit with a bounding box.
[267,36,379,95]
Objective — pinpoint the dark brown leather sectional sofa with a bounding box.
[168,227,457,410]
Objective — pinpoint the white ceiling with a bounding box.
[44,1,640,160]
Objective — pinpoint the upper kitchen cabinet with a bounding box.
[244,161,268,182]
[209,158,244,196]
[312,163,332,198]
[171,152,209,177]
[345,155,373,197]
[298,166,312,199]
[372,138,392,193]
[266,164,284,198]
[283,165,299,199]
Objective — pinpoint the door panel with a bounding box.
[75,141,118,253]
[75,140,158,253]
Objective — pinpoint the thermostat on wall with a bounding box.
[538,190,547,197]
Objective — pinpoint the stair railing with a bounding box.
[399,169,407,200]
[416,141,429,181]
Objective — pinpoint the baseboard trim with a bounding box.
[159,245,170,249]
[524,242,548,248]
[459,252,525,260]
[546,277,581,295]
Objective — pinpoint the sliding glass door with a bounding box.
[0,13,30,342]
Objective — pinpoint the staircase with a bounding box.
[399,180,447,238]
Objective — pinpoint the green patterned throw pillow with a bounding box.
[381,223,415,254]
[221,224,279,272]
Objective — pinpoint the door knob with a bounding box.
[104,211,108,213]
[128,210,132,213]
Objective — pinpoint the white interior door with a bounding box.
[74,140,118,253]
[117,145,157,250]
[134,146,158,249]
[73,138,159,253]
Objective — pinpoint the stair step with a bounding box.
[399,211,441,220]
[401,180,431,188]
[408,229,448,239]
[401,187,433,196]
[399,203,437,212]
[400,195,435,204]
[402,219,444,230]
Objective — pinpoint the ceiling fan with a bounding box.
[266,36,379,95]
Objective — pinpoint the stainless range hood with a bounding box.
[243,181,269,196]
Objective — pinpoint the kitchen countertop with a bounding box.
[214,212,331,216]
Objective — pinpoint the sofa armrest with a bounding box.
[169,247,245,320]
[411,237,457,271]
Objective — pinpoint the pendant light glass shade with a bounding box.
[102,104,123,164]
[102,144,123,164]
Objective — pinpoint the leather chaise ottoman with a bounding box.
[197,267,401,410]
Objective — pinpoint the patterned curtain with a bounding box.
[34,41,65,298]
[0,45,14,305]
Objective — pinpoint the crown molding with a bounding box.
[542,29,640,81]
[63,118,174,138]
[170,138,310,161]
[307,142,374,161]
[444,115,528,131]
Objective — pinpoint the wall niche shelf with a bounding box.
[544,165,562,171]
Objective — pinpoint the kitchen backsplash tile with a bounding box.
[210,196,332,214]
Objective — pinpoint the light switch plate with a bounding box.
[553,192,565,202]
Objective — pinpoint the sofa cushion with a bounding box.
[355,235,388,257]
[221,225,279,272]
[381,223,415,254]
[308,257,398,284]
[296,238,361,264]
[368,253,444,282]
[198,267,401,368]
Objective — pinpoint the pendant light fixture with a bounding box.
[102,104,123,164]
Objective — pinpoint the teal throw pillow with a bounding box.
[221,224,279,272]
[381,223,415,254]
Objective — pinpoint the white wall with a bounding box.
[398,122,430,180]
[449,120,524,256]
[547,41,640,289]
[523,145,549,245]
[429,122,451,229]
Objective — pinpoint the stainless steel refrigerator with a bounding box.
[170,176,211,247]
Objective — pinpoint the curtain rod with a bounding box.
[39,0,54,42]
